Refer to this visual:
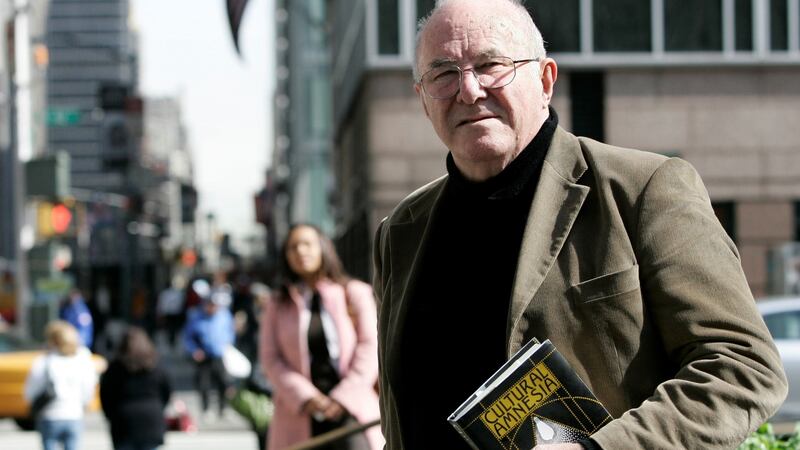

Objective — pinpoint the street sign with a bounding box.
[46,108,82,126]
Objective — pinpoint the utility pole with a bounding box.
[10,0,33,337]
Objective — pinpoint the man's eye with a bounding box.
[477,61,505,72]
[432,70,459,82]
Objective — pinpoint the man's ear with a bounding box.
[540,58,558,104]
[414,83,431,119]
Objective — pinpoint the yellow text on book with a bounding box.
[480,362,561,440]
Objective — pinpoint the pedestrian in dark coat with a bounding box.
[100,327,172,450]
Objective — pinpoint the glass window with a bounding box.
[378,0,400,55]
[794,201,800,241]
[307,0,327,47]
[735,0,753,50]
[307,75,330,136]
[570,72,605,141]
[417,0,436,22]
[665,0,723,51]
[770,0,788,50]
[764,311,800,340]
[525,0,581,52]
[593,0,651,51]
[712,202,736,242]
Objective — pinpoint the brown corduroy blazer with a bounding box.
[372,126,787,449]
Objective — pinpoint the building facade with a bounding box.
[272,0,334,242]
[43,0,168,319]
[329,0,800,295]
[2,0,51,331]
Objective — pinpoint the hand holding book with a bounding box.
[532,443,584,450]
[448,339,611,450]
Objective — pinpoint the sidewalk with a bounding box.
[154,331,252,432]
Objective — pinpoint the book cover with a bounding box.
[448,339,612,449]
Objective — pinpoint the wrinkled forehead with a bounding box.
[419,8,526,69]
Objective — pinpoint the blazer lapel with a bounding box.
[507,127,590,354]
[385,177,447,391]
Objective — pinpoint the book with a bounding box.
[448,338,612,449]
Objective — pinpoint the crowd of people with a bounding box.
[23,222,383,450]
[20,1,794,449]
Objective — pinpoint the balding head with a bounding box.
[414,0,546,81]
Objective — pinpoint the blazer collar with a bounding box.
[384,126,590,364]
[506,126,590,354]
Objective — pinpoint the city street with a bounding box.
[0,334,264,450]
[0,390,261,450]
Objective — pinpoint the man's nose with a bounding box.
[456,69,487,104]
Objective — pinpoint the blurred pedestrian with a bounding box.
[156,276,186,351]
[100,326,172,450]
[59,289,94,349]
[232,273,260,362]
[182,279,235,419]
[24,320,98,450]
[260,224,383,450]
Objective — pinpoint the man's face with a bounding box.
[415,0,556,181]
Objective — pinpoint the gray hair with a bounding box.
[413,0,547,81]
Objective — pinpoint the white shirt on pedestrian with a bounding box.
[24,347,98,421]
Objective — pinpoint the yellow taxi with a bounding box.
[0,331,106,429]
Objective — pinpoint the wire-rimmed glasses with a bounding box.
[417,56,539,99]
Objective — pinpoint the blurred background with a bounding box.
[1,0,800,439]
[3,0,800,339]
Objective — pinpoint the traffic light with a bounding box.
[36,202,73,237]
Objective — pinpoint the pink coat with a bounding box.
[260,279,383,450]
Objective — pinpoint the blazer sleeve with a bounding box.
[329,281,379,411]
[590,158,788,449]
[259,296,321,414]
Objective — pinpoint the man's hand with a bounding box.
[532,444,584,450]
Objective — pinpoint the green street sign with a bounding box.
[46,108,82,126]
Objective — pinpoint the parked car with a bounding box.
[0,331,106,430]
[757,297,800,422]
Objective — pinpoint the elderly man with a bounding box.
[372,0,787,449]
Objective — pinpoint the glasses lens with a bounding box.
[422,66,461,99]
[475,57,515,88]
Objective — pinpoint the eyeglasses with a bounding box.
[417,56,539,99]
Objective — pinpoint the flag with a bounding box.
[226,0,250,55]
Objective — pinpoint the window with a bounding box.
[525,0,581,52]
[794,201,800,241]
[570,72,605,141]
[378,0,400,55]
[665,0,723,51]
[306,0,327,48]
[712,202,736,242]
[763,311,800,340]
[417,0,436,22]
[770,0,788,50]
[307,75,330,136]
[593,0,651,52]
[735,0,753,50]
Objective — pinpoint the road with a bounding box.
[0,390,261,450]
[0,334,264,449]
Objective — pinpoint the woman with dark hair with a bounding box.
[100,327,172,450]
[260,224,383,449]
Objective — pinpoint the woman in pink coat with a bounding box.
[260,224,383,450]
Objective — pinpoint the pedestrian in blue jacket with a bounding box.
[182,279,235,418]
[59,289,94,349]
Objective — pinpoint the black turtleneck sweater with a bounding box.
[398,111,558,449]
